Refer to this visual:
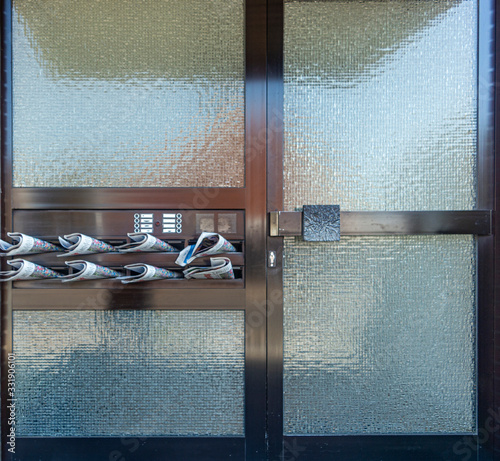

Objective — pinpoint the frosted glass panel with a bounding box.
[13,310,245,436]
[283,236,476,434]
[13,0,244,187]
[284,0,477,211]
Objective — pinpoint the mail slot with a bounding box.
[7,210,245,288]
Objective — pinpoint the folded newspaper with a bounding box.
[61,260,122,282]
[183,257,235,280]
[0,232,61,256]
[117,263,183,284]
[116,233,177,253]
[0,259,60,281]
[175,232,236,267]
[58,233,115,257]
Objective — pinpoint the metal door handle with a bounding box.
[270,205,340,242]
[269,208,492,238]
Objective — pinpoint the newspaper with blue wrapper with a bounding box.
[175,232,236,267]
[183,257,234,280]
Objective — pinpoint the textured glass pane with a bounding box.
[13,310,245,436]
[284,0,477,211]
[13,0,244,187]
[283,236,476,434]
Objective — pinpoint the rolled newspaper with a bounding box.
[175,232,236,267]
[58,233,115,257]
[0,232,61,256]
[116,233,177,253]
[0,259,60,281]
[183,257,235,280]
[117,263,183,284]
[61,260,122,282]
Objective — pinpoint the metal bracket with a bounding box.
[269,211,280,237]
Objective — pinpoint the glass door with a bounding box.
[267,0,496,459]
[2,0,498,460]
[1,1,267,460]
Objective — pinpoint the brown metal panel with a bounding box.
[12,187,246,210]
[13,209,245,240]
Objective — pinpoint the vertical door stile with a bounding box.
[245,0,269,459]
[267,0,285,460]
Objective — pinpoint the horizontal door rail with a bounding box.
[14,437,245,461]
[12,288,247,310]
[12,187,246,210]
[270,210,492,236]
[281,435,476,461]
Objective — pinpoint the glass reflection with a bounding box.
[13,0,245,187]
[284,0,477,211]
[283,236,476,434]
[13,310,245,436]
